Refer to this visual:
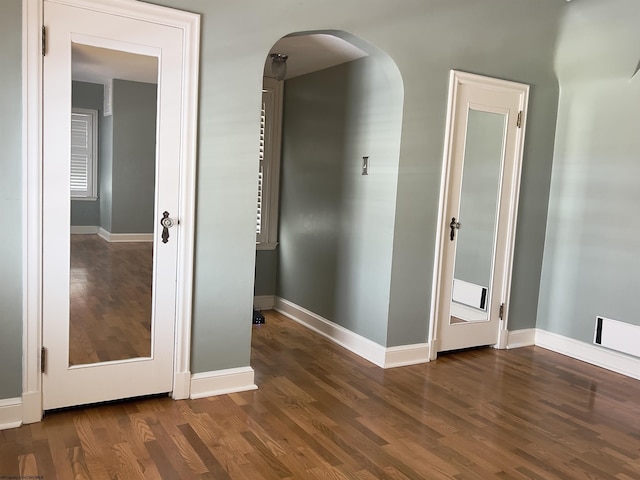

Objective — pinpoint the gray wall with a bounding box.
[0,0,22,400]
[277,58,401,345]
[254,250,277,297]
[1,0,572,399]
[70,79,156,233]
[71,80,103,227]
[97,0,565,367]
[384,3,563,343]
[537,0,640,341]
[108,79,157,234]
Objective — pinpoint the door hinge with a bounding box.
[41,346,47,374]
[516,110,523,128]
[499,303,505,320]
[42,26,47,57]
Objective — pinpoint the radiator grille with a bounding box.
[594,316,640,358]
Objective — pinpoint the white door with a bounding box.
[42,1,183,409]
[434,71,529,353]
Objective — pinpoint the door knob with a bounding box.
[449,217,461,241]
[161,211,176,243]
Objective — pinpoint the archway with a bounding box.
[253,30,404,368]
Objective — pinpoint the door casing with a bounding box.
[428,70,529,359]
[22,0,200,423]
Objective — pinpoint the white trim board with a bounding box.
[70,225,99,234]
[274,297,430,369]
[190,367,257,399]
[496,328,640,381]
[254,295,275,311]
[71,226,153,241]
[98,227,153,243]
[535,329,640,382]
[0,398,22,431]
[506,328,536,349]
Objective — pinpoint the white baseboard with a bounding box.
[274,297,429,368]
[254,295,275,310]
[507,328,536,349]
[190,367,257,399]
[21,391,42,424]
[384,343,430,368]
[98,227,153,243]
[535,329,640,382]
[0,397,22,430]
[275,297,386,367]
[172,371,191,400]
[70,225,99,234]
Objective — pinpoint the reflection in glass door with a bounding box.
[69,236,153,365]
[450,109,505,325]
[69,45,158,366]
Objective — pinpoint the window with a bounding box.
[256,77,283,249]
[70,108,98,200]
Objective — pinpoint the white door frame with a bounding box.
[427,70,529,359]
[22,0,200,423]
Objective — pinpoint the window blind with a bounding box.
[70,110,96,198]
[257,102,266,235]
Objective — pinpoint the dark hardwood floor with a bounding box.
[69,234,153,365]
[2,310,640,479]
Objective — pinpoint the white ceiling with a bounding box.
[72,43,158,84]
[265,34,368,80]
[72,34,367,86]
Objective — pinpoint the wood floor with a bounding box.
[3,310,640,479]
[69,234,153,365]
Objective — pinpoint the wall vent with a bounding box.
[594,316,640,358]
[452,279,487,310]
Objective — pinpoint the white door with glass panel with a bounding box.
[433,71,529,353]
[42,0,184,409]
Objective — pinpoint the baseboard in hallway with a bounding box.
[273,297,429,368]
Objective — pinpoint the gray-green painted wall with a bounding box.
[71,81,103,227]
[537,0,640,341]
[254,250,277,297]
[0,0,22,400]
[109,79,157,234]
[384,3,563,343]
[141,0,564,372]
[2,0,589,400]
[277,58,401,345]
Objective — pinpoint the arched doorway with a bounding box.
[252,31,405,368]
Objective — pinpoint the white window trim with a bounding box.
[256,77,283,251]
[70,107,98,201]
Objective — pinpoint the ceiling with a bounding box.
[72,44,158,84]
[72,34,367,85]
[265,34,368,80]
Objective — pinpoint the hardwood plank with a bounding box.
[67,445,92,480]
[69,234,152,365]
[18,453,39,477]
[3,310,640,478]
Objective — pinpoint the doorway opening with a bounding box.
[429,71,529,358]
[252,31,404,365]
